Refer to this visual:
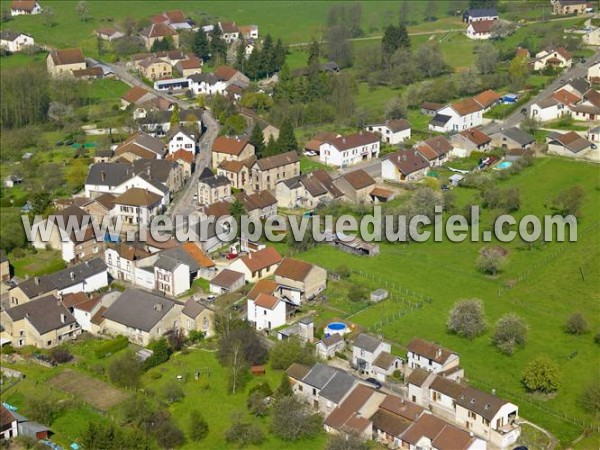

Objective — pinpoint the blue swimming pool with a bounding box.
[496,161,513,170]
[326,322,349,336]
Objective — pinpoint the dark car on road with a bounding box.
[364,377,382,389]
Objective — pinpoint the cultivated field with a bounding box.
[50,369,129,410]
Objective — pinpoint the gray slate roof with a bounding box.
[85,162,131,187]
[319,371,357,404]
[198,168,230,188]
[497,127,535,146]
[47,259,107,291]
[430,114,451,127]
[155,254,183,272]
[566,77,590,94]
[102,288,178,332]
[302,363,338,389]
[182,299,207,318]
[5,295,77,334]
[353,333,382,353]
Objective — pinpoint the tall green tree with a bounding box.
[170,104,180,128]
[308,39,321,66]
[260,34,275,75]
[381,23,410,64]
[235,41,246,70]
[192,29,210,62]
[250,123,265,158]
[265,135,278,156]
[276,119,298,153]
[210,24,227,64]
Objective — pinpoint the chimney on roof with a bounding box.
[154,303,163,312]
[25,312,30,318]
[70,272,75,280]
[436,348,442,359]
[34,277,40,285]
[60,313,66,324]
[101,171,106,182]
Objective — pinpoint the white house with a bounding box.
[529,96,567,121]
[587,126,600,143]
[188,73,227,96]
[406,338,460,375]
[381,150,430,183]
[104,243,154,283]
[319,132,380,167]
[316,334,346,359]
[429,98,483,132]
[352,333,393,379]
[219,22,240,43]
[52,259,109,297]
[209,269,245,295]
[11,0,42,16]
[365,119,411,144]
[533,47,572,71]
[112,187,164,226]
[167,128,196,155]
[0,31,34,52]
[588,62,600,82]
[463,8,498,22]
[228,247,282,283]
[466,19,495,40]
[247,293,286,331]
[154,256,190,297]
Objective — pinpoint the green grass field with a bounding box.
[280,157,600,445]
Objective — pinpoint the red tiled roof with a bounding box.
[451,98,483,116]
[340,169,375,190]
[274,258,313,281]
[253,293,280,310]
[212,136,250,156]
[239,247,282,273]
[247,279,279,300]
[553,89,580,105]
[141,23,177,38]
[214,65,239,81]
[469,19,495,34]
[11,0,37,12]
[458,128,491,146]
[473,89,501,109]
[50,48,85,66]
[113,188,162,207]
[181,242,215,268]
[166,148,194,164]
[327,132,379,151]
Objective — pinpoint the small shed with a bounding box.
[502,93,519,104]
[209,269,245,295]
[251,365,265,376]
[449,174,464,187]
[370,289,388,302]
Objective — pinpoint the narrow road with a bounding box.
[481,52,600,135]
[171,110,220,217]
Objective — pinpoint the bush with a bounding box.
[144,338,172,371]
[188,410,209,441]
[270,338,316,370]
[270,395,322,441]
[161,382,185,404]
[95,335,129,358]
[108,350,143,389]
[521,356,561,394]
[447,299,487,339]
[50,347,73,364]
[492,313,528,355]
[225,417,265,447]
[565,312,588,335]
[335,265,352,279]
[581,380,600,416]
[188,330,204,343]
[247,391,269,417]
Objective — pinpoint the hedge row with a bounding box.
[95,336,129,359]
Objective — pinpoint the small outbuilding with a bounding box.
[370,289,388,302]
[449,174,464,187]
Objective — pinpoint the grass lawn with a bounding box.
[278,157,600,445]
[300,156,332,173]
[0,52,47,69]
[544,119,591,132]
[9,248,66,277]
[144,349,327,449]
[355,82,404,117]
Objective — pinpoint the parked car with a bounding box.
[55,141,64,146]
[520,107,527,114]
[304,151,317,157]
[225,252,238,260]
[364,377,382,389]
[441,184,449,191]
[64,139,74,146]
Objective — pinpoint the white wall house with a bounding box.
[247,293,286,331]
[168,130,196,155]
[466,20,494,40]
[588,62,600,82]
[406,338,460,374]
[533,47,572,71]
[529,97,567,121]
[429,99,483,132]
[228,247,282,283]
[0,31,34,52]
[58,268,109,296]
[365,119,411,144]
[351,334,392,376]
[319,132,380,167]
[11,0,42,15]
[188,73,227,96]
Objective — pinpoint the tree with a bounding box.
[161,381,185,404]
[188,410,209,441]
[493,313,528,354]
[414,42,449,78]
[270,337,316,370]
[192,29,210,62]
[109,350,143,388]
[553,185,585,217]
[581,380,600,416]
[276,119,298,153]
[348,284,368,303]
[248,123,265,158]
[476,245,506,276]
[210,24,227,64]
[118,394,156,427]
[520,115,540,135]
[326,24,353,68]
[490,21,515,40]
[509,54,529,91]
[228,339,249,394]
[475,43,499,74]
[381,23,410,65]
[153,412,185,449]
[482,186,502,209]
[504,187,521,212]
[96,35,105,56]
[274,372,293,398]
[230,198,246,239]
[76,1,91,22]
[522,356,561,393]
[151,36,173,52]
[412,187,444,220]
[384,97,407,120]
[308,39,321,65]
[222,114,246,135]
[41,6,54,27]
[265,135,278,156]
[326,430,369,450]
[565,312,588,335]
[144,338,172,370]
[247,391,269,417]
[271,395,322,441]
[447,299,487,339]
[225,415,265,446]
[25,392,63,424]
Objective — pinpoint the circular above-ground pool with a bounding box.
[495,161,513,170]
[325,322,350,336]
